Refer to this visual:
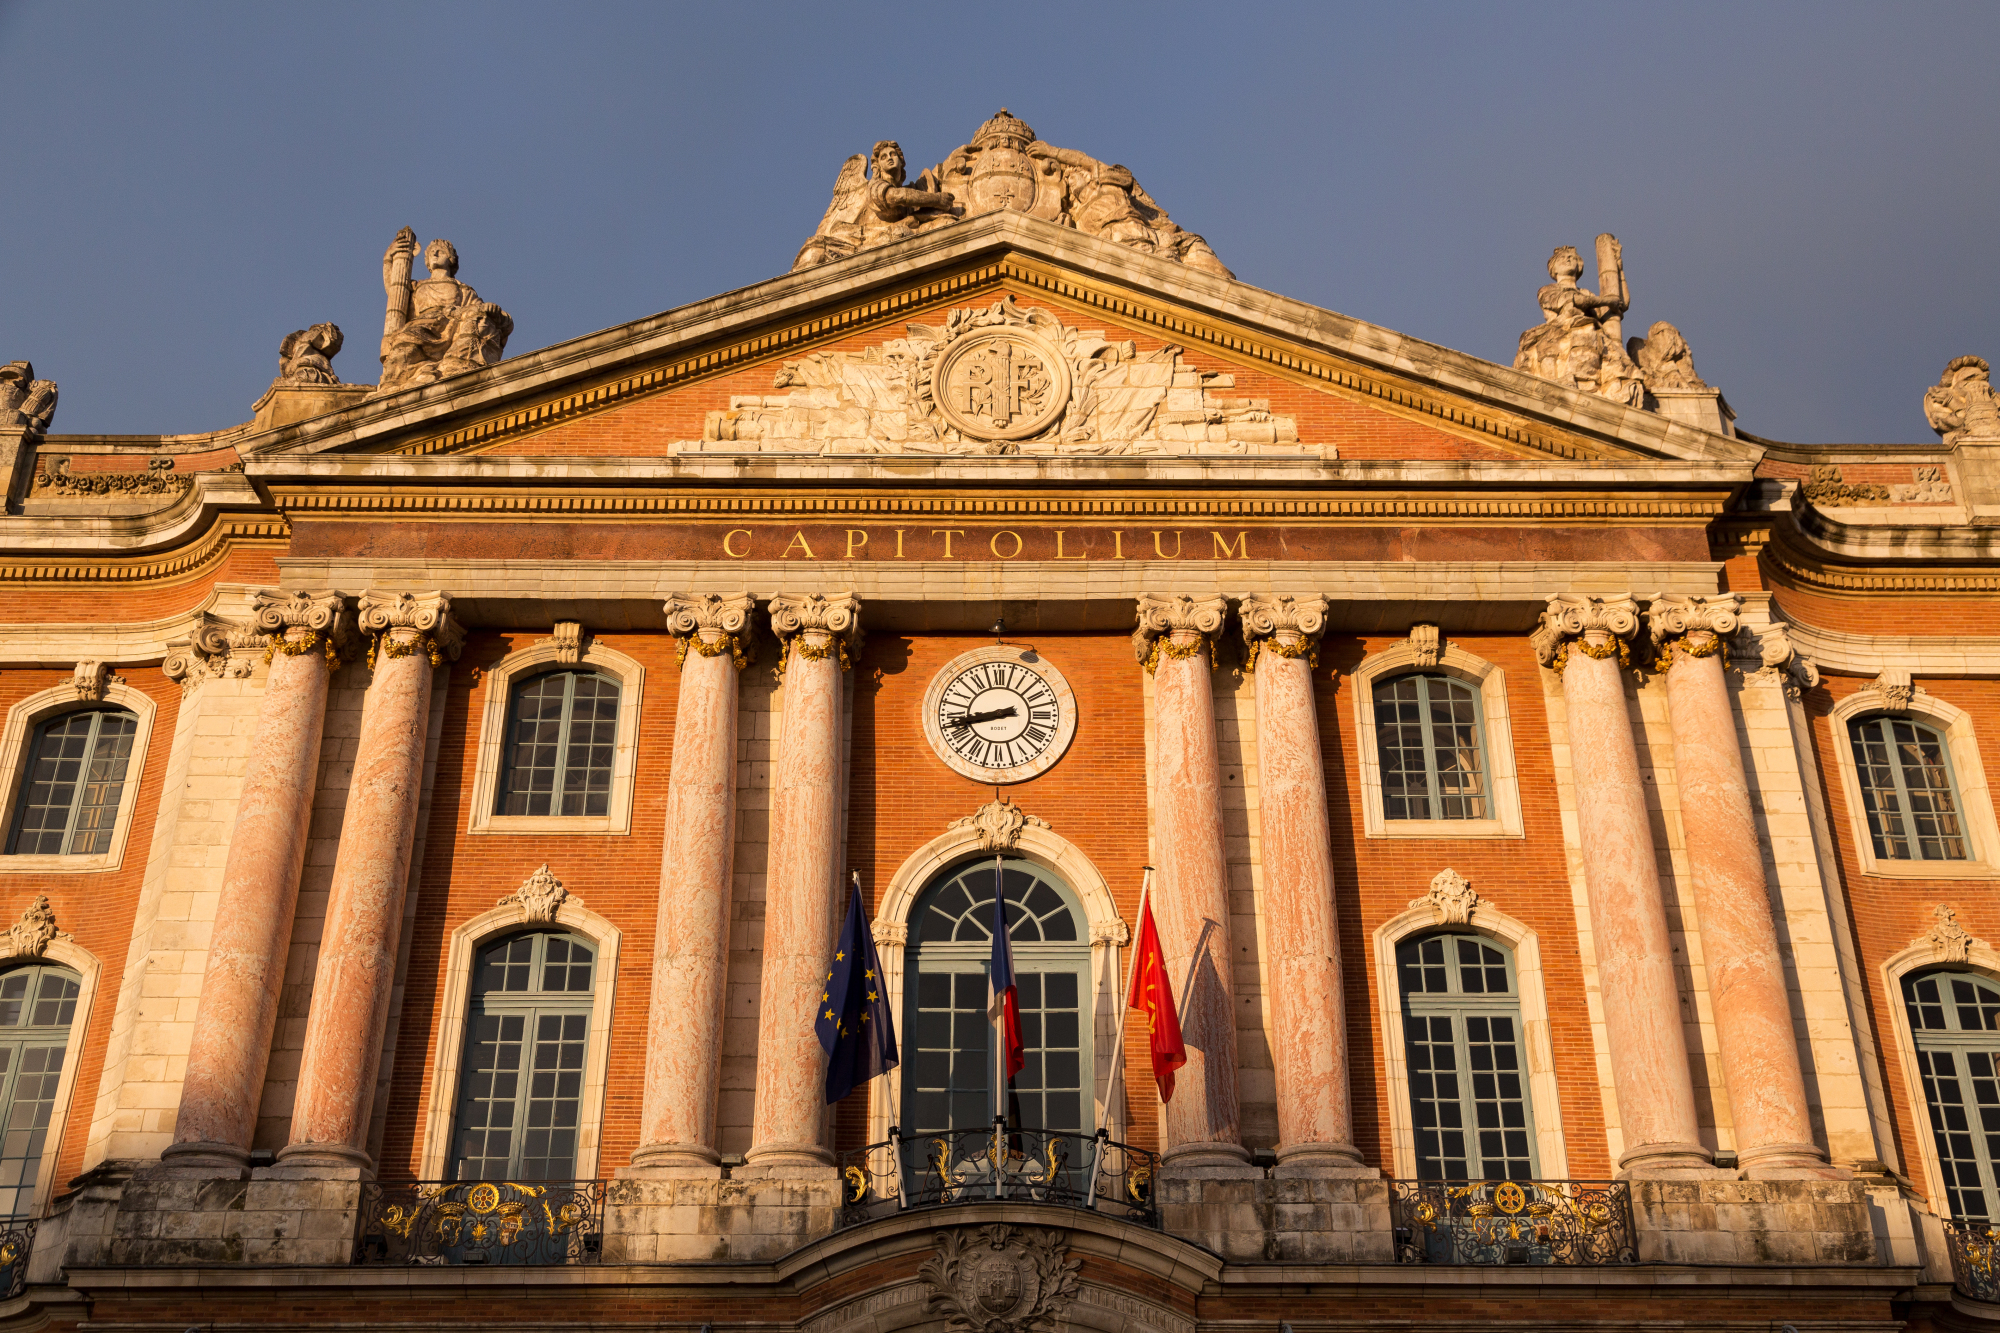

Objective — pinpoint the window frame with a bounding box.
[1395,931,1539,1181]
[493,670,623,821]
[1849,714,1971,864]
[0,961,82,1219]
[0,682,156,874]
[1351,639,1525,840]
[466,639,645,837]
[1830,689,2000,880]
[1372,673,1493,824]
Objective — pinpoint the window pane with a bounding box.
[498,675,569,817]
[1425,677,1488,821]
[1852,716,1968,862]
[10,711,137,856]
[0,965,80,1218]
[1400,934,1533,1181]
[557,676,620,818]
[1374,677,1431,820]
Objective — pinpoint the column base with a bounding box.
[140,1141,251,1180]
[1160,1140,1261,1180]
[734,1141,836,1180]
[1738,1141,1852,1180]
[1617,1140,1734,1180]
[1273,1141,1380,1179]
[266,1142,373,1179]
[618,1143,725,1180]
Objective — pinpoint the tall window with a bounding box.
[1374,675,1487,821]
[903,858,1090,1135]
[0,963,78,1216]
[451,932,595,1181]
[7,709,138,856]
[496,672,619,818]
[1905,970,2000,1219]
[1851,715,1970,862]
[1398,933,1534,1181]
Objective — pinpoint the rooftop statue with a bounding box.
[277,323,344,385]
[375,228,514,396]
[1925,355,2000,446]
[1628,320,1708,391]
[0,361,57,432]
[793,110,1231,278]
[1514,236,1644,407]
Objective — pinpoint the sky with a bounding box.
[0,1,1995,444]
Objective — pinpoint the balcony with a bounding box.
[1945,1219,2000,1302]
[0,1219,31,1297]
[835,1123,1161,1231]
[356,1180,605,1266]
[1391,1179,1637,1266]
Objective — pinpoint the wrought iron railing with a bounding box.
[1945,1218,2000,1301]
[0,1219,32,1297]
[1392,1179,1636,1266]
[356,1180,604,1266]
[836,1123,1159,1230]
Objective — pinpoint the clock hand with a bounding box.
[946,705,1019,729]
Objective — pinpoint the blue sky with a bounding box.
[1,0,1995,442]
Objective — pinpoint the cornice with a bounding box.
[0,512,288,586]
[1717,503,2000,596]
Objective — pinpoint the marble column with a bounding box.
[1534,594,1710,1176]
[1135,593,1253,1174]
[1241,595,1369,1177]
[162,592,352,1176]
[275,591,462,1175]
[1649,595,1840,1178]
[740,593,858,1178]
[628,593,755,1178]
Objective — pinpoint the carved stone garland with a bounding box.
[665,593,756,670]
[1239,593,1326,672]
[1132,593,1227,675]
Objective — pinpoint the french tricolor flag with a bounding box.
[988,869,1026,1083]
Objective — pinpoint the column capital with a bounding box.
[1646,594,1742,663]
[163,611,268,687]
[768,592,861,672]
[357,589,465,668]
[664,592,756,670]
[255,590,359,668]
[1530,593,1640,670]
[1133,592,1227,673]
[1239,593,1327,672]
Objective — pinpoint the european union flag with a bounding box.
[818,873,898,1105]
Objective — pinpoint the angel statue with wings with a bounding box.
[793,141,960,271]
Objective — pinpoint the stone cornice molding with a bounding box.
[0,894,71,960]
[1530,593,1640,670]
[768,592,861,672]
[1133,593,1227,673]
[1238,593,1327,672]
[664,592,755,670]
[358,589,465,666]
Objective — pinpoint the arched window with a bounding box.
[1373,675,1488,821]
[7,709,138,856]
[1397,933,1534,1181]
[903,858,1090,1135]
[451,931,595,1181]
[496,672,620,818]
[1904,970,2000,1219]
[0,962,78,1216]
[1851,715,1970,862]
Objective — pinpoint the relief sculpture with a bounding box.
[689,297,1301,456]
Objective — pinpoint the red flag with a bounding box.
[1127,897,1187,1101]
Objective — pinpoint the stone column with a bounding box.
[1241,595,1369,1177]
[275,591,462,1174]
[1135,594,1253,1174]
[627,593,755,1178]
[160,592,353,1176]
[1649,595,1840,1178]
[739,593,858,1178]
[1533,595,1710,1176]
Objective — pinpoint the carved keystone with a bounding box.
[1,895,69,960]
[70,660,109,702]
[1411,868,1479,926]
[498,864,570,924]
[948,797,1049,853]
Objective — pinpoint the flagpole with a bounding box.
[1088,865,1150,1211]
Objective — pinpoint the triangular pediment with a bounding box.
[238,211,1762,473]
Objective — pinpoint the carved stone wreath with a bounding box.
[920,1224,1081,1333]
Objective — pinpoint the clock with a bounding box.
[922,646,1077,784]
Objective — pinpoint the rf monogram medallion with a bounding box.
[933,332,1069,442]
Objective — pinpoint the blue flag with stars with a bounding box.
[818,875,898,1105]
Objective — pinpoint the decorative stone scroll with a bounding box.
[795,109,1230,278]
[947,797,1050,853]
[32,456,192,499]
[1891,464,1955,503]
[1926,904,1974,964]
[497,864,569,923]
[693,296,1301,457]
[0,362,57,431]
[70,661,109,702]
[1412,868,1480,926]
[375,229,512,395]
[1132,593,1228,674]
[551,621,584,665]
[255,590,357,670]
[163,613,267,687]
[1744,621,1821,691]
[1,895,70,960]
[664,592,755,670]
[1239,593,1327,672]
[358,590,465,670]
[1925,356,2000,446]
[1803,464,1889,506]
[768,593,861,674]
[919,1224,1081,1333]
[1646,594,1741,669]
[1530,594,1641,672]
[1861,667,1916,713]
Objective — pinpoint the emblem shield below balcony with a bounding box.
[920,1223,1079,1333]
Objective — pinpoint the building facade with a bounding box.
[0,113,1997,1331]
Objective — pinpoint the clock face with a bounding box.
[922,647,1077,785]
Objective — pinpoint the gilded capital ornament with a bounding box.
[1530,593,1640,672]
[1239,594,1327,672]
[664,592,756,670]
[1133,592,1227,674]
[1646,594,1741,669]
[768,592,861,673]
[357,590,465,669]
[254,590,356,669]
